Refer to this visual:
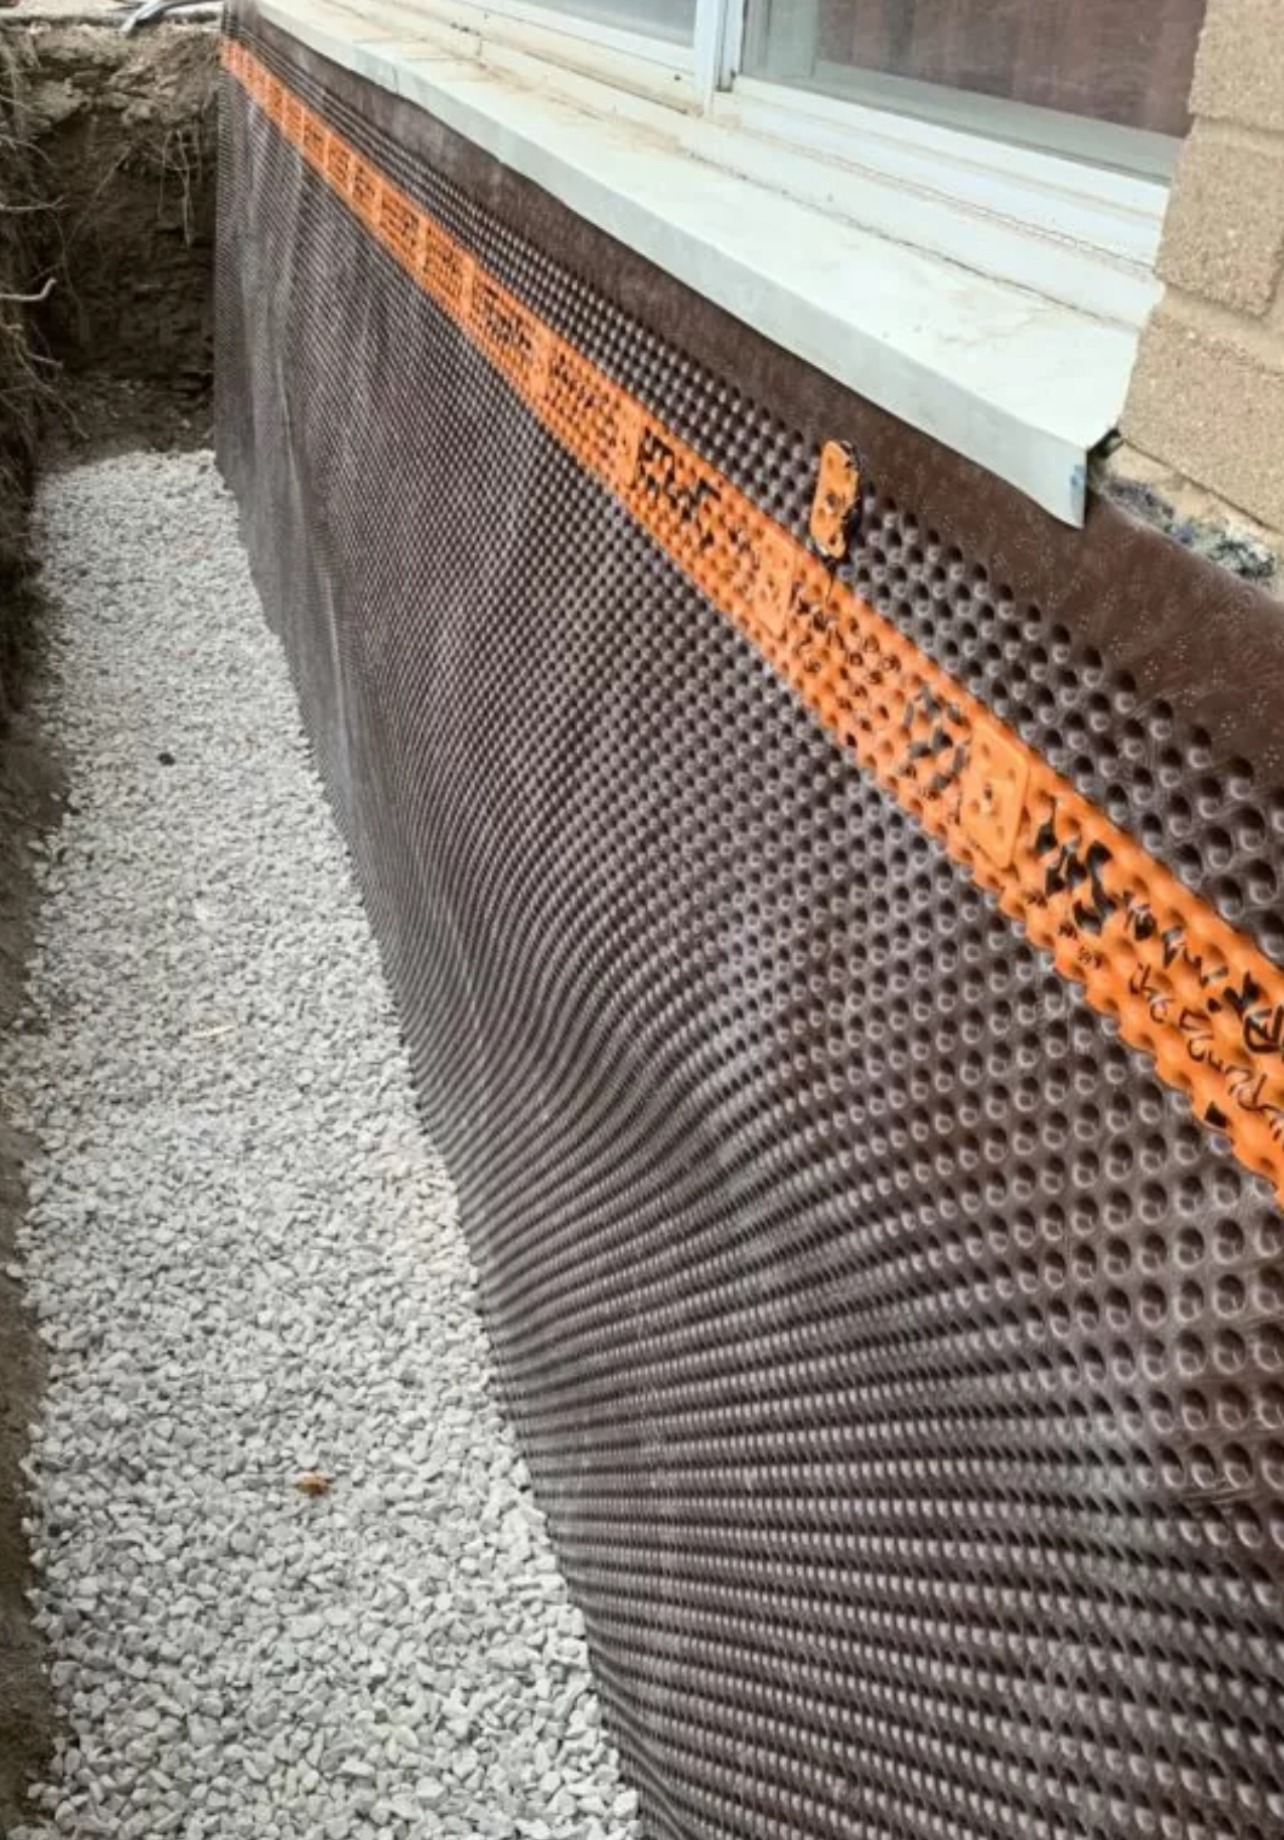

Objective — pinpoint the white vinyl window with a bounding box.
[455,0,1205,176]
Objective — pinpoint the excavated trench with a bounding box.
[11,14,1284,1840]
[0,29,639,1840]
[0,17,215,1825]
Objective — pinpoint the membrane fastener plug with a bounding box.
[809,440,861,560]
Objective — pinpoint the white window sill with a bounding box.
[248,0,1169,524]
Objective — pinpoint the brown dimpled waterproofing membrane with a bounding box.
[217,12,1284,1837]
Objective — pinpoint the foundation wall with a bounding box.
[218,12,1284,1838]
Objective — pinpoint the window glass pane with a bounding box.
[744,0,1205,166]
[503,0,695,40]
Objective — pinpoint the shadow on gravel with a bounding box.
[0,659,63,1835]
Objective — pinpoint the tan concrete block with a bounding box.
[1123,296,1284,529]
[1193,0,1284,130]
[1158,124,1284,314]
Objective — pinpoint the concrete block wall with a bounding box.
[1124,0,1284,532]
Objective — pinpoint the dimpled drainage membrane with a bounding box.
[218,16,1284,1840]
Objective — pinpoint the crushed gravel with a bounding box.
[3,451,639,1840]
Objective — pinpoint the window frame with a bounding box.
[378,0,1178,228]
[393,0,1190,169]
[384,0,1172,316]
[436,0,745,102]
[360,0,701,102]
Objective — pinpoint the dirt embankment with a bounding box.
[25,20,219,447]
[0,26,55,1832]
[0,21,218,1827]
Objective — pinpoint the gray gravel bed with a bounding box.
[3,452,639,1840]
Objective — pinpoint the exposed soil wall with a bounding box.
[0,20,217,1826]
[0,27,49,1824]
[0,35,39,592]
[26,21,219,428]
